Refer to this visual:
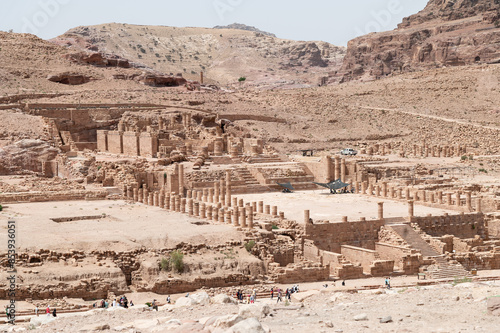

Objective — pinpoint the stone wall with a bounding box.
[341,245,379,274]
[0,190,107,203]
[412,213,486,239]
[303,219,385,253]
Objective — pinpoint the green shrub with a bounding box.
[159,257,170,271]
[170,250,184,273]
[479,168,487,173]
[238,77,246,83]
[461,156,467,161]
[244,240,256,252]
[159,251,184,273]
[0,205,3,212]
[271,225,279,230]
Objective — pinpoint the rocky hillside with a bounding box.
[50,23,346,87]
[336,0,500,82]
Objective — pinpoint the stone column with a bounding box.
[207,205,213,220]
[239,199,244,207]
[342,216,348,223]
[389,186,394,199]
[133,188,138,202]
[272,206,278,217]
[143,188,148,204]
[397,188,402,200]
[258,201,264,214]
[252,202,257,212]
[405,188,410,200]
[422,191,427,203]
[214,183,220,203]
[368,184,374,196]
[219,208,225,223]
[213,207,218,222]
[194,202,199,217]
[446,193,452,206]
[232,197,238,208]
[233,207,239,226]
[465,191,472,212]
[153,192,159,207]
[378,202,384,221]
[248,206,254,229]
[429,192,435,204]
[438,191,443,204]
[187,190,192,199]
[225,210,231,224]
[169,195,175,211]
[208,188,214,203]
[324,155,333,182]
[375,185,381,197]
[408,200,414,220]
[240,208,246,228]
[353,181,359,194]
[225,171,232,207]
[200,203,206,219]
[334,156,340,181]
[304,210,310,224]
[178,163,184,196]
[380,182,387,197]
[341,158,346,183]
[181,198,186,213]
[175,196,180,212]
[476,198,482,213]
[202,189,208,202]
[148,193,154,206]
[188,199,194,216]
[265,205,270,215]
[361,182,367,195]
[159,192,165,208]
[165,193,170,210]
[219,179,225,204]
[456,191,461,208]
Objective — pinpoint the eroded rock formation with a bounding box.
[337,0,500,82]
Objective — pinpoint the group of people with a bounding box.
[235,289,258,304]
[271,285,299,303]
[93,296,134,309]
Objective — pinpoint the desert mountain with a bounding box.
[336,0,500,82]
[213,23,277,37]
[50,23,345,88]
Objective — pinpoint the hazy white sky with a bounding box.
[0,0,428,46]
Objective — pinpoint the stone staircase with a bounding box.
[233,167,260,186]
[388,224,470,279]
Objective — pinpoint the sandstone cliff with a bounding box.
[337,0,500,82]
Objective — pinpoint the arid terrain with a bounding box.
[0,0,500,331]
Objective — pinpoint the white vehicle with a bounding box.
[340,148,357,156]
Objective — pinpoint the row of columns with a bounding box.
[122,170,286,230]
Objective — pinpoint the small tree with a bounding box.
[238,77,246,83]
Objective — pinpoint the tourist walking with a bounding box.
[270,287,274,299]
[277,289,282,303]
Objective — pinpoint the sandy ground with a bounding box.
[2,272,500,332]
[0,200,242,252]
[237,191,457,223]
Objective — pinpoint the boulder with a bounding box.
[209,314,243,330]
[291,290,320,302]
[175,296,197,308]
[29,315,56,327]
[487,296,500,316]
[226,318,268,333]
[47,72,92,85]
[78,323,110,331]
[238,304,271,319]
[353,313,368,321]
[190,292,211,306]
[212,294,238,305]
